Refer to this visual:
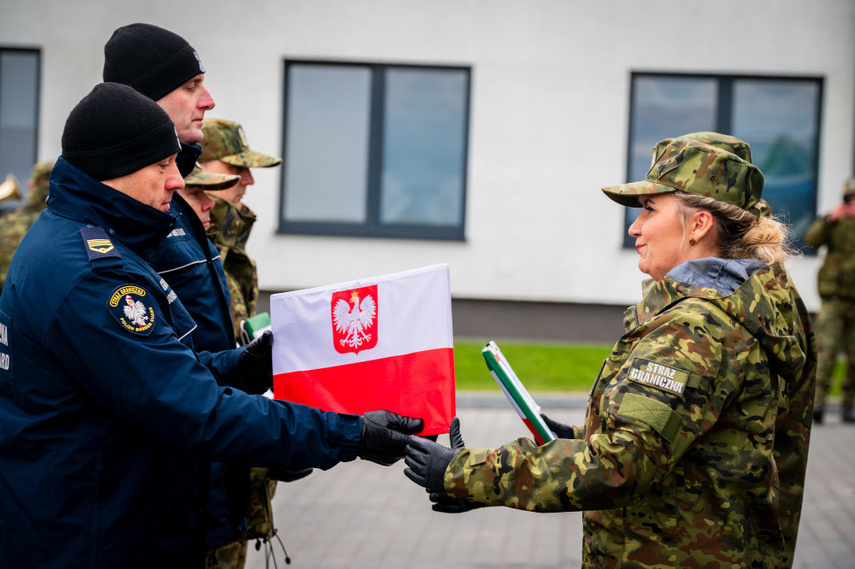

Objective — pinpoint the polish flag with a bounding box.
[271,264,455,435]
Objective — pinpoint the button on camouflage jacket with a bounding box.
[445,260,816,568]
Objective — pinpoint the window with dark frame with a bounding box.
[0,47,40,206]
[278,60,471,241]
[623,72,823,251]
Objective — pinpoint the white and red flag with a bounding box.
[271,264,455,435]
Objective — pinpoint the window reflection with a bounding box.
[625,73,822,250]
[280,61,470,240]
[283,65,371,223]
[733,79,820,243]
[0,50,39,197]
[381,68,467,226]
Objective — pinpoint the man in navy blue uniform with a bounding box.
[102,23,281,557]
[103,23,237,360]
[0,82,421,568]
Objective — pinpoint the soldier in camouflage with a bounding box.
[405,136,816,568]
[0,161,54,293]
[199,118,281,340]
[198,118,286,568]
[804,178,855,424]
[179,165,241,229]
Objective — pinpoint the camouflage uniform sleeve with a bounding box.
[445,298,746,513]
[445,429,658,512]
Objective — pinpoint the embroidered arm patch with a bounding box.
[108,285,156,336]
[618,393,681,443]
[627,357,691,397]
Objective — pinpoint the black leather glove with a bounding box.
[403,436,457,493]
[267,467,313,482]
[358,410,424,466]
[429,491,484,513]
[425,417,483,514]
[404,416,469,494]
[541,413,575,439]
[238,330,273,394]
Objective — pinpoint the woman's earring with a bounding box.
[689,237,696,245]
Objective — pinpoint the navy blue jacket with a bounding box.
[142,144,236,358]
[139,144,255,547]
[0,158,361,568]
[143,194,235,353]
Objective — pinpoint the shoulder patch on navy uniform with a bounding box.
[627,358,690,397]
[80,227,121,262]
[108,285,156,336]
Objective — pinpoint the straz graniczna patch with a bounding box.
[108,285,155,335]
[627,358,689,396]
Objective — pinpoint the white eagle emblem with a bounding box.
[123,295,149,329]
[333,291,376,351]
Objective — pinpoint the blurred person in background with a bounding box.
[0,161,54,293]
[804,177,855,424]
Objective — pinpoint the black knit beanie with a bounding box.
[103,23,205,101]
[61,83,181,181]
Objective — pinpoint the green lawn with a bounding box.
[453,339,612,392]
[454,339,843,396]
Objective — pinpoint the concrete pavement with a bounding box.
[246,394,855,568]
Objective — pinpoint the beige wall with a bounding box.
[3,0,854,310]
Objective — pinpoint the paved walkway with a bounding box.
[246,394,855,568]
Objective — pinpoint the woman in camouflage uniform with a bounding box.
[405,136,816,568]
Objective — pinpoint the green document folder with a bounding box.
[240,312,271,345]
[481,341,556,445]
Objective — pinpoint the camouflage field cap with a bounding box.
[649,132,770,217]
[652,131,752,164]
[199,118,282,168]
[602,140,765,216]
[183,163,240,191]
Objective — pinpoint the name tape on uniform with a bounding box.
[628,358,689,397]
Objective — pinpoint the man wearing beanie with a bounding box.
[0,83,423,568]
[104,24,263,562]
[104,23,232,355]
[104,22,213,147]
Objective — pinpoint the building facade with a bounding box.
[2,0,853,322]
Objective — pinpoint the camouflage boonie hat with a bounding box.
[843,178,855,196]
[652,131,752,165]
[602,140,765,216]
[199,118,282,168]
[183,163,240,191]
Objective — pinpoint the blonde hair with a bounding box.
[673,192,799,265]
